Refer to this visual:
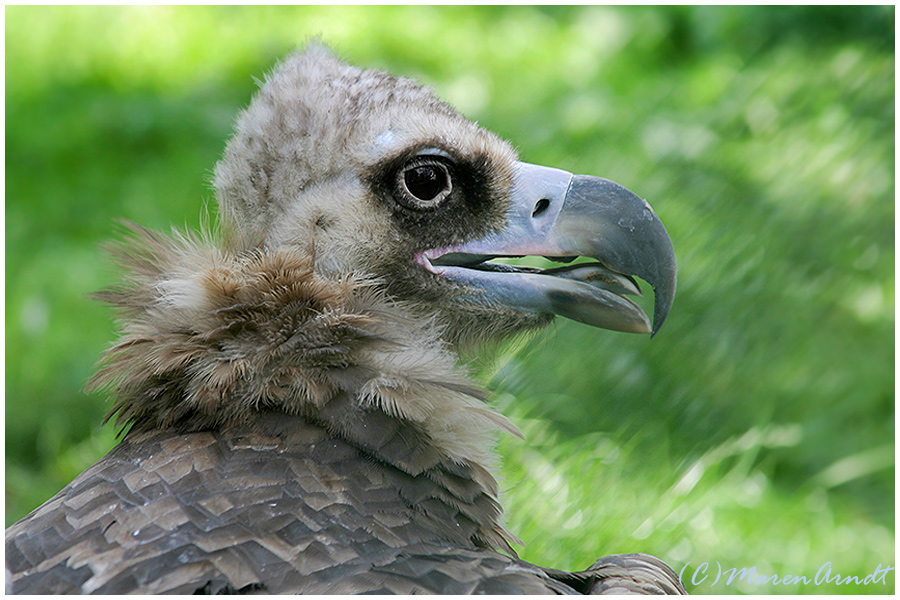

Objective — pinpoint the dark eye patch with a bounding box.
[366,143,510,248]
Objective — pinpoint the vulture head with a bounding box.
[82,42,680,512]
[8,45,685,595]
[89,43,677,518]
[214,46,675,351]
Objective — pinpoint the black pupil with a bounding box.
[405,165,446,201]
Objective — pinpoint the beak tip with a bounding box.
[563,174,677,339]
[649,277,676,338]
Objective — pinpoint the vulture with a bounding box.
[6,46,683,595]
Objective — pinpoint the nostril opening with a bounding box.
[532,198,551,218]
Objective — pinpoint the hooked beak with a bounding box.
[419,162,677,336]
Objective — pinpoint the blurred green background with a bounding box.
[6,6,894,593]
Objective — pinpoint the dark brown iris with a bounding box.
[405,164,448,201]
[397,160,452,209]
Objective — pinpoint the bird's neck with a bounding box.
[89,225,519,550]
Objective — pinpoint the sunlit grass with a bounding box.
[498,398,894,594]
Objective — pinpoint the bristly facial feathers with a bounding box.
[210,46,529,351]
[214,44,517,254]
[89,224,520,483]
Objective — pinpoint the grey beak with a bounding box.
[546,170,677,336]
[425,162,677,336]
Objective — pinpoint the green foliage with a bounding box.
[6,6,894,593]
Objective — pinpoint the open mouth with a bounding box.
[417,249,654,334]
[429,253,643,298]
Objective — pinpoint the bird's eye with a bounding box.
[397,160,452,210]
[406,165,447,201]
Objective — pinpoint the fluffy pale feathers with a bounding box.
[90,224,519,483]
